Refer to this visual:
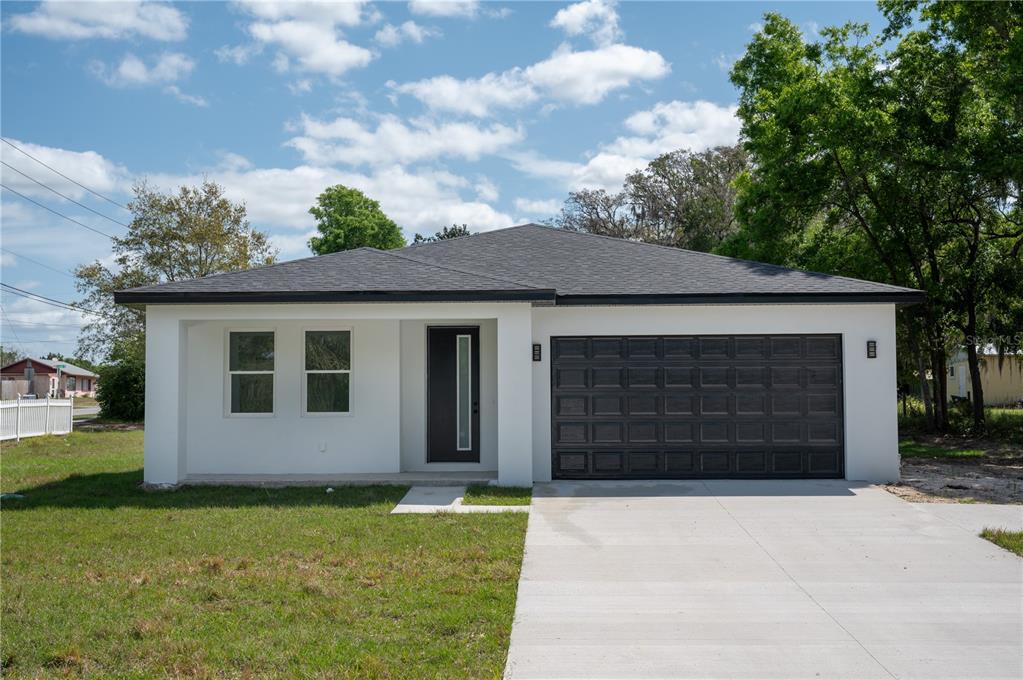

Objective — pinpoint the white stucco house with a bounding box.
[115,224,923,487]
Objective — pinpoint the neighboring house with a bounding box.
[948,348,1023,406]
[114,224,923,487]
[0,357,99,399]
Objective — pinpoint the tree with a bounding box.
[552,146,748,252]
[0,345,22,366]
[308,185,405,254]
[412,224,472,244]
[726,8,1021,432]
[75,180,278,363]
[96,353,145,421]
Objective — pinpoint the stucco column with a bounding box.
[496,305,533,486]
[143,308,187,485]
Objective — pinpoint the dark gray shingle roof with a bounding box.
[115,224,922,305]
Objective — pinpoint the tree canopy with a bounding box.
[75,180,277,363]
[308,185,406,254]
[412,224,472,244]
[552,146,748,252]
[725,5,1022,430]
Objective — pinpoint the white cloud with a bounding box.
[408,1,479,19]
[7,0,188,41]
[550,0,621,47]
[392,44,668,117]
[215,43,263,65]
[389,71,537,117]
[526,44,669,105]
[374,21,440,47]
[150,163,515,235]
[230,1,374,77]
[610,100,740,157]
[0,139,130,202]
[248,20,373,76]
[287,79,313,95]
[286,114,524,166]
[89,52,196,87]
[234,1,370,26]
[514,197,561,215]
[163,85,209,107]
[474,177,499,202]
[509,100,739,192]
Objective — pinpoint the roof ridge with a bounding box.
[374,247,543,290]
[549,226,919,293]
[398,223,545,252]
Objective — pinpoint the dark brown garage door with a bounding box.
[551,335,844,479]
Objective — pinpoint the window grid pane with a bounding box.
[230,332,275,371]
[305,331,350,371]
[231,374,273,413]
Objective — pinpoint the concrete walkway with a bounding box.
[505,480,1022,679]
[391,485,530,514]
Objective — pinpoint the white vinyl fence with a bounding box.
[0,397,74,442]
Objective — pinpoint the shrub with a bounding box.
[96,355,145,421]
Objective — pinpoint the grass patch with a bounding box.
[899,440,985,459]
[1,431,527,678]
[981,528,1023,557]
[70,396,98,408]
[463,485,532,506]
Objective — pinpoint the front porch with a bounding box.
[143,302,535,487]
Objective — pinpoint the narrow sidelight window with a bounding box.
[456,333,471,450]
[229,331,275,414]
[304,330,351,414]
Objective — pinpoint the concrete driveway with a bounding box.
[505,481,1022,679]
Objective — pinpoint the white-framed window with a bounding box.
[227,330,275,415]
[303,329,351,415]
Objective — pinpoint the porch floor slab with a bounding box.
[392,486,531,514]
[183,471,497,487]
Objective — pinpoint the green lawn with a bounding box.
[463,485,533,506]
[981,528,1023,557]
[1,431,528,678]
[898,440,985,459]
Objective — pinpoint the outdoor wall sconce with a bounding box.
[532,344,542,361]
[867,340,877,359]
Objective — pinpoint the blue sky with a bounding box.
[0,1,886,358]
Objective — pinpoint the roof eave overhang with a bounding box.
[113,289,557,305]
[554,292,926,306]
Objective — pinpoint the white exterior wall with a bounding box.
[143,301,898,487]
[184,318,401,476]
[530,304,900,483]
[142,303,533,486]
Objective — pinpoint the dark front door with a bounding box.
[427,326,481,462]
[550,334,844,479]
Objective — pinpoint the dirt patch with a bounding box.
[885,437,1023,504]
[74,421,144,431]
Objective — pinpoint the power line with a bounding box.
[0,283,111,319]
[0,247,76,279]
[2,317,83,327]
[0,184,115,239]
[0,306,26,353]
[1,160,130,229]
[0,137,128,210]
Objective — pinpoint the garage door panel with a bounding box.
[555,395,588,416]
[664,422,695,443]
[551,334,843,479]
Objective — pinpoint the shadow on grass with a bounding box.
[1,470,408,511]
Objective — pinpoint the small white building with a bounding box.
[115,224,922,487]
